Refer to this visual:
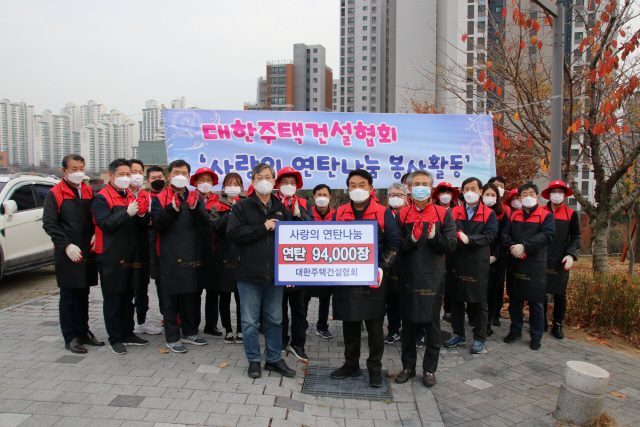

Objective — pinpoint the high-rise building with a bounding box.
[244,43,334,112]
[140,100,164,142]
[332,79,340,111]
[171,97,186,110]
[0,99,35,166]
[33,110,72,168]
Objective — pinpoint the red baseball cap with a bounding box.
[542,180,573,199]
[503,189,519,205]
[189,167,219,187]
[432,182,460,200]
[275,167,303,189]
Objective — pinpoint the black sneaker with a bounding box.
[415,336,425,349]
[330,364,362,379]
[316,329,333,339]
[486,325,494,337]
[504,333,522,344]
[248,361,261,378]
[442,312,452,323]
[369,371,382,388]
[122,335,149,346]
[264,359,296,377]
[530,339,542,350]
[492,317,501,327]
[110,342,126,355]
[551,322,564,340]
[286,345,308,363]
[384,332,400,344]
[203,326,222,336]
[224,332,235,344]
[235,333,243,344]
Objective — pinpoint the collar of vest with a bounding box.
[337,200,385,231]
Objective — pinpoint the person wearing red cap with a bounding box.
[542,181,581,339]
[189,168,224,338]
[151,159,211,353]
[504,189,522,211]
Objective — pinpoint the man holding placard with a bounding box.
[330,169,401,388]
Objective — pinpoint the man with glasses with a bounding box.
[227,163,301,379]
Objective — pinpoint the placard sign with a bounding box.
[274,221,378,286]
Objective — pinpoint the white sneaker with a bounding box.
[134,322,163,335]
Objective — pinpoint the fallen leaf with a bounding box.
[159,347,169,354]
[386,372,395,378]
[305,372,314,375]
[573,325,582,330]
[610,392,627,398]
[218,362,230,368]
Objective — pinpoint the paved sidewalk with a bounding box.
[0,283,639,427]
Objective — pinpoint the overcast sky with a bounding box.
[0,0,340,120]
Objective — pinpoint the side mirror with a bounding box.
[3,200,17,221]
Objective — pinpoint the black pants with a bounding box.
[134,283,149,325]
[451,300,488,342]
[487,288,504,322]
[303,295,331,331]
[102,290,135,345]
[204,290,219,329]
[161,289,201,343]
[59,287,90,344]
[401,321,440,373]
[385,294,402,334]
[155,278,163,316]
[544,294,567,323]
[343,316,384,371]
[219,290,242,333]
[509,299,544,340]
[443,290,452,313]
[282,290,306,347]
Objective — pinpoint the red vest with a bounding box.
[451,202,494,224]
[335,200,385,231]
[398,202,448,228]
[277,193,309,213]
[542,203,574,222]
[510,204,551,225]
[312,205,335,222]
[51,179,93,209]
[94,185,136,254]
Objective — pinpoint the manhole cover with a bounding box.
[301,366,392,401]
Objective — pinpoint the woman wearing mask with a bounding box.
[481,183,510,336]
[210,173,246,344]
[504,189,522,211]
[189,168,223,338]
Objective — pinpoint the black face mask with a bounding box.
[150,179,166,191]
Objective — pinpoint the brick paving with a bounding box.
[0,284,639,426]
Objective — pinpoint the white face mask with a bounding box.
[349,188,370,203]
[280,184,297,197]
[439,194,452,205]
[464,191,480,204]
[511,199,523,210]
[130,174,144,188]
[550,193,565,205]
[67,171,85,185]
[171,175,189,189]
[114,176,131,190]
[315,196,330,207]
[225,186,241,197]
[197,182,213,194]
[255,179,274,195]
[388,197,405,209]
[498,187,505,197]
[482,196,497,207]
[522,196,537,208]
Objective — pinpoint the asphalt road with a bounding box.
[0,266,58,310]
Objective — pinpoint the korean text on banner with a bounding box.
[275,221,378,286]
[162,110,496,189]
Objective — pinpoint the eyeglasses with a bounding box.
[171,171,190,177]
[389,193,406,198]
[254,175,274,182]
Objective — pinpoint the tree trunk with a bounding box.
[592,218,609,273]
[628,203,635,275]
[633,202,640,263]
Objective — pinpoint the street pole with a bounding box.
[549,3,565,181]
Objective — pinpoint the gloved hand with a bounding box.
[137,195,149,216]
[187,190,198,209]
[411,222,423,243]
[427,222,436,239]
[172,193,180,212]
[293,200,301,217]
[457,230,469,244]
[562,255,574,270]
[126,200,139,217]
[490,256,497,264]
[370,268,383,288]
[90,235,96,253]
[66,244,82,262]
[510,244,525,258]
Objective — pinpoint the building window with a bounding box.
[348,27,354,33]
[575,32,584,42]
[372,6,376,11]
[333,97,337,102]
[363,16,368,21]
[271,77,278,84]
[348,97,354,102]
[313,78,318,83]
[496,6,502,12]
[313,68,318,73]
[372,76,377,81]
[372,37,376,41]
[334,106,337,110]
[582,166,590,179]
[347,107,354,112]
[363,26,368,30]
[348,7,354,12]
[362,96,368,100]
[372,26,376,31]
[313,48,318,53]
[582,181,589,195]
[348,57,354,63]
[313,98,318,103]
[313,108,317,111]
[313,88,318,93]
[363,66,368,71]
[363,5,368,10]
[348,17,355,23]
[371,107,376,112]
[347,67,354,73]
[363,76,368,81]
[348,77,354,82]
[348,37,354,43]
[313,58,318,63]
[362,86,368,90]
[372,97,376,101]
[363,36,368,41]
[363,56,368,60]
[348,47,355,52]
[348,87,354,92]
[279,77,286,84]
[371,86,376,91]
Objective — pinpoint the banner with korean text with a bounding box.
[274,221,378,286]
[162,110,495,189]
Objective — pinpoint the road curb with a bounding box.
[0,289,59,313]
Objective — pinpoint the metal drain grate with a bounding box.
[301,366,392,401]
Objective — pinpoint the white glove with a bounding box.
[293,200,301,217]
[127,201,139,217]
[458,231,469,244]
[65,244,82,262]
[428,223,436,239]
[510,244,525,258]
[490,256,497,264]
[172,194,180,212]
[90,235,96,253]
[562,255,574,270]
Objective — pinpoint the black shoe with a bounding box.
[504,333,522,344]
[65,338,88,354]
[80,331,105,346]
[369,371,382,388]
[442,312,452,323]
[286,345,308,363]
[330,364,363,379]
[530,339,542,350]
[423,371,436,387]
[492,317,501,327]
[203,326,223,336]
[486,325,494,337]
[248,361,262,378]
[110,342,126,355]
[122,334,149,346]
[265,359,296,377]
[551,322,564,340]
